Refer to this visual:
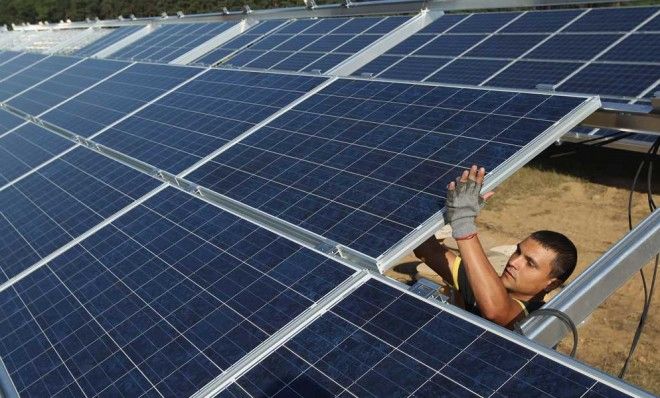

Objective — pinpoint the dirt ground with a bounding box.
[386,142,659,394]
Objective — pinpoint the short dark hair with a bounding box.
[529,230,577,283]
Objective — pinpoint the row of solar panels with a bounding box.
[0,38,645,397]
[0,6,658,102]
[0,5,656,398]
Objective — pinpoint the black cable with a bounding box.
[619,136,659,379]
[515,308,578,358]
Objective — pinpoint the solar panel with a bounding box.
[0,108,24,133]
[427,59,510,85]
[7,58,130,116]
[0,53,48,85]
[110,23,235,63]
[351,7,660,101]
[93,69,327,174]
[0,123,73,185]
[186,78,595,258]
[225,278,642,398]
[0,147,161,283]
[0,56,80,102]
[559,63,659,97]
[221,16,409,73]
[598,33,660,63]
[562,7,657,32]
[524,34,623,61]
[0,187,354,397]
[0,50,22,65]
[73,26,144,58]
[194,20,288,66]
[39,63,202,137]
[486,60,580,89]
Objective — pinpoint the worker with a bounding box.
[413,165,577,329]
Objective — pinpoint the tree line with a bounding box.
[0,0,338,27]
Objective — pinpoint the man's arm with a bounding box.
[446,166,526,328]
[413,237,457,286]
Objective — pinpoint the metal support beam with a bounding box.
[580,101,660,136]
[520,209,660,348]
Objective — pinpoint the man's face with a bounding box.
[500,237,558,297]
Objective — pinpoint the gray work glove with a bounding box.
[444,178,484,239]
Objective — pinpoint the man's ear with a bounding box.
[544,277,562,293]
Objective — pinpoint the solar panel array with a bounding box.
[72,27,144,58]
[0,5,656,398]
[355,7,660,101]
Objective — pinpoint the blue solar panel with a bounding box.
[563,7,657,32]
[7,59,129,116]
[417,14,469,34]
[40,63,201,137]
[352,55,401,77]
[0,187,354,397]
[227,279,639,398]
[194,21,287,66]
[640,13,660,31]
[0,124,73,185]
[525,34,623,61]
[465,34,547,58]
[0,50,21,64]
[0,147,160,284]
[187,79,591,258]
[73,26,143,57]
[448,12,519,33]
[379,56,450,81]
[110,23,236,62]
[560,63,659,97]
[414,34,486,57]
[486,60,580,89]
[0,55,78,101]
[502,9,583,33]
[94,70,326,174]
[598,33,660,63]
[385,34,437,56]
[0,108,24,132]
[426,59,510,85]
[0,53,46,81]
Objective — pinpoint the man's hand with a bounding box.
[444,165,492,239]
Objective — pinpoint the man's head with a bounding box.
[500,230,577,300]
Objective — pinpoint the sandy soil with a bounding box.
[386,142,659,394]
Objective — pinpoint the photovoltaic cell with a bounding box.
[94,70,326,174]
[501,9,583,33]
[0,53,46,81]
[187,78,592,258]
[525,34,623,61]
[0,187,354,397]
[0,50,22,65]
[39,63,201,137]
[414,34,486,57]
[563,7,657,32]
[225,279,638,398]
[560,63,659,97]
[73,26,143,57]
[0,55,78,101]
[598,33,660,63]
[7,58,130,116]
[0,147,160,284]
[378,56,450,81]
[353,55,401,77]
[110,23,236,63]
[0,124,73,185]
[426,59,510,85]
[465,34,547,58]
[447,12,519,33]
[417,14,468,34]
[0,108,24,132]
[486,60,580,89]
[639,13,660,31]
